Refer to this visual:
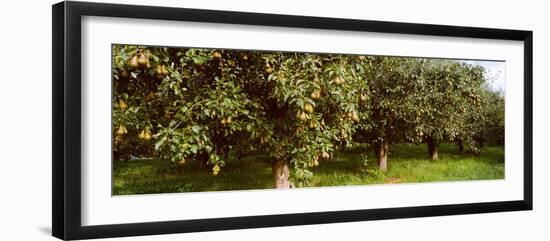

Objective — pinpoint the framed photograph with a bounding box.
[52,1,533,240]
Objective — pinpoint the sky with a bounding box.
[462,60,506,93]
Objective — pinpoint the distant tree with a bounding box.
[356,56,419,171]
[474,87,505,147]
[411,60,485,160]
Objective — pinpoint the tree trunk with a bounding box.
[375,139,389,171]
[427,136,438,160]
[272,159,291,189]
[456,138,464,153]
[197,152,209,169]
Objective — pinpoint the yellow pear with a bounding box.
[144,131,152,141]
[334,76,343,85]
[161,65,169,75]
[360,93,367,102]
[213,51,222,60]
[129,55,139,68]
[116,125,127,135]
[114,134,123,144]
[304,104,314,113]
[137,53,148,68]
[299,112,307,122]
[119,99,128,111]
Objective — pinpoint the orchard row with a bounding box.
[112,45,504,187]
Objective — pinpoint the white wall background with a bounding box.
[0,0,547,240]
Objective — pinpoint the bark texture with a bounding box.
[375,139,390,171]
[456,138,464,153]
[272,159,291,189]
[427,136,438,160]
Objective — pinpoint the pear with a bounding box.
[310,90,321,100]
[114,134,123,144]
[138,130,145,139]
[116,125,127,135]
[137,53,148,68]
[334,76,343,85]
[304,104,314,113]
[213,51,222,60]
[265,67,273,74]
[161,65,169,75]
[225,116,232,124]
[352,112,359,122]
[143,131,152,141]
[299,112,307,122]
[321,151,330,159]
[155,65,163,76]
[212,164,220,172]
[129,55,139,69]
[119,99,128,112]
[360,93,367,102]
[120,69,130,79]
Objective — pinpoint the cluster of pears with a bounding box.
[128,52,149,69]
[114,124,128,144]
[346,111,360,123]
[138,128,152,141]
[309,156,320,167]
[297,103,314,122]
[333,76,344,85]
[310,90,321,100]
[119,51,149,80]
[220,116,232,126]
[212,164,221,176]
[154,64,169,80]
[308,151,330,167]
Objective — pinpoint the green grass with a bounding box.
[112,143,504,195]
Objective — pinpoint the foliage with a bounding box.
[112,44,504,187]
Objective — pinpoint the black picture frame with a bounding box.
[52,1,533,240]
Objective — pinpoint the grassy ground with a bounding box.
[112,143,504,195]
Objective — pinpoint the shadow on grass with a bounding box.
[113,143,504,195]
